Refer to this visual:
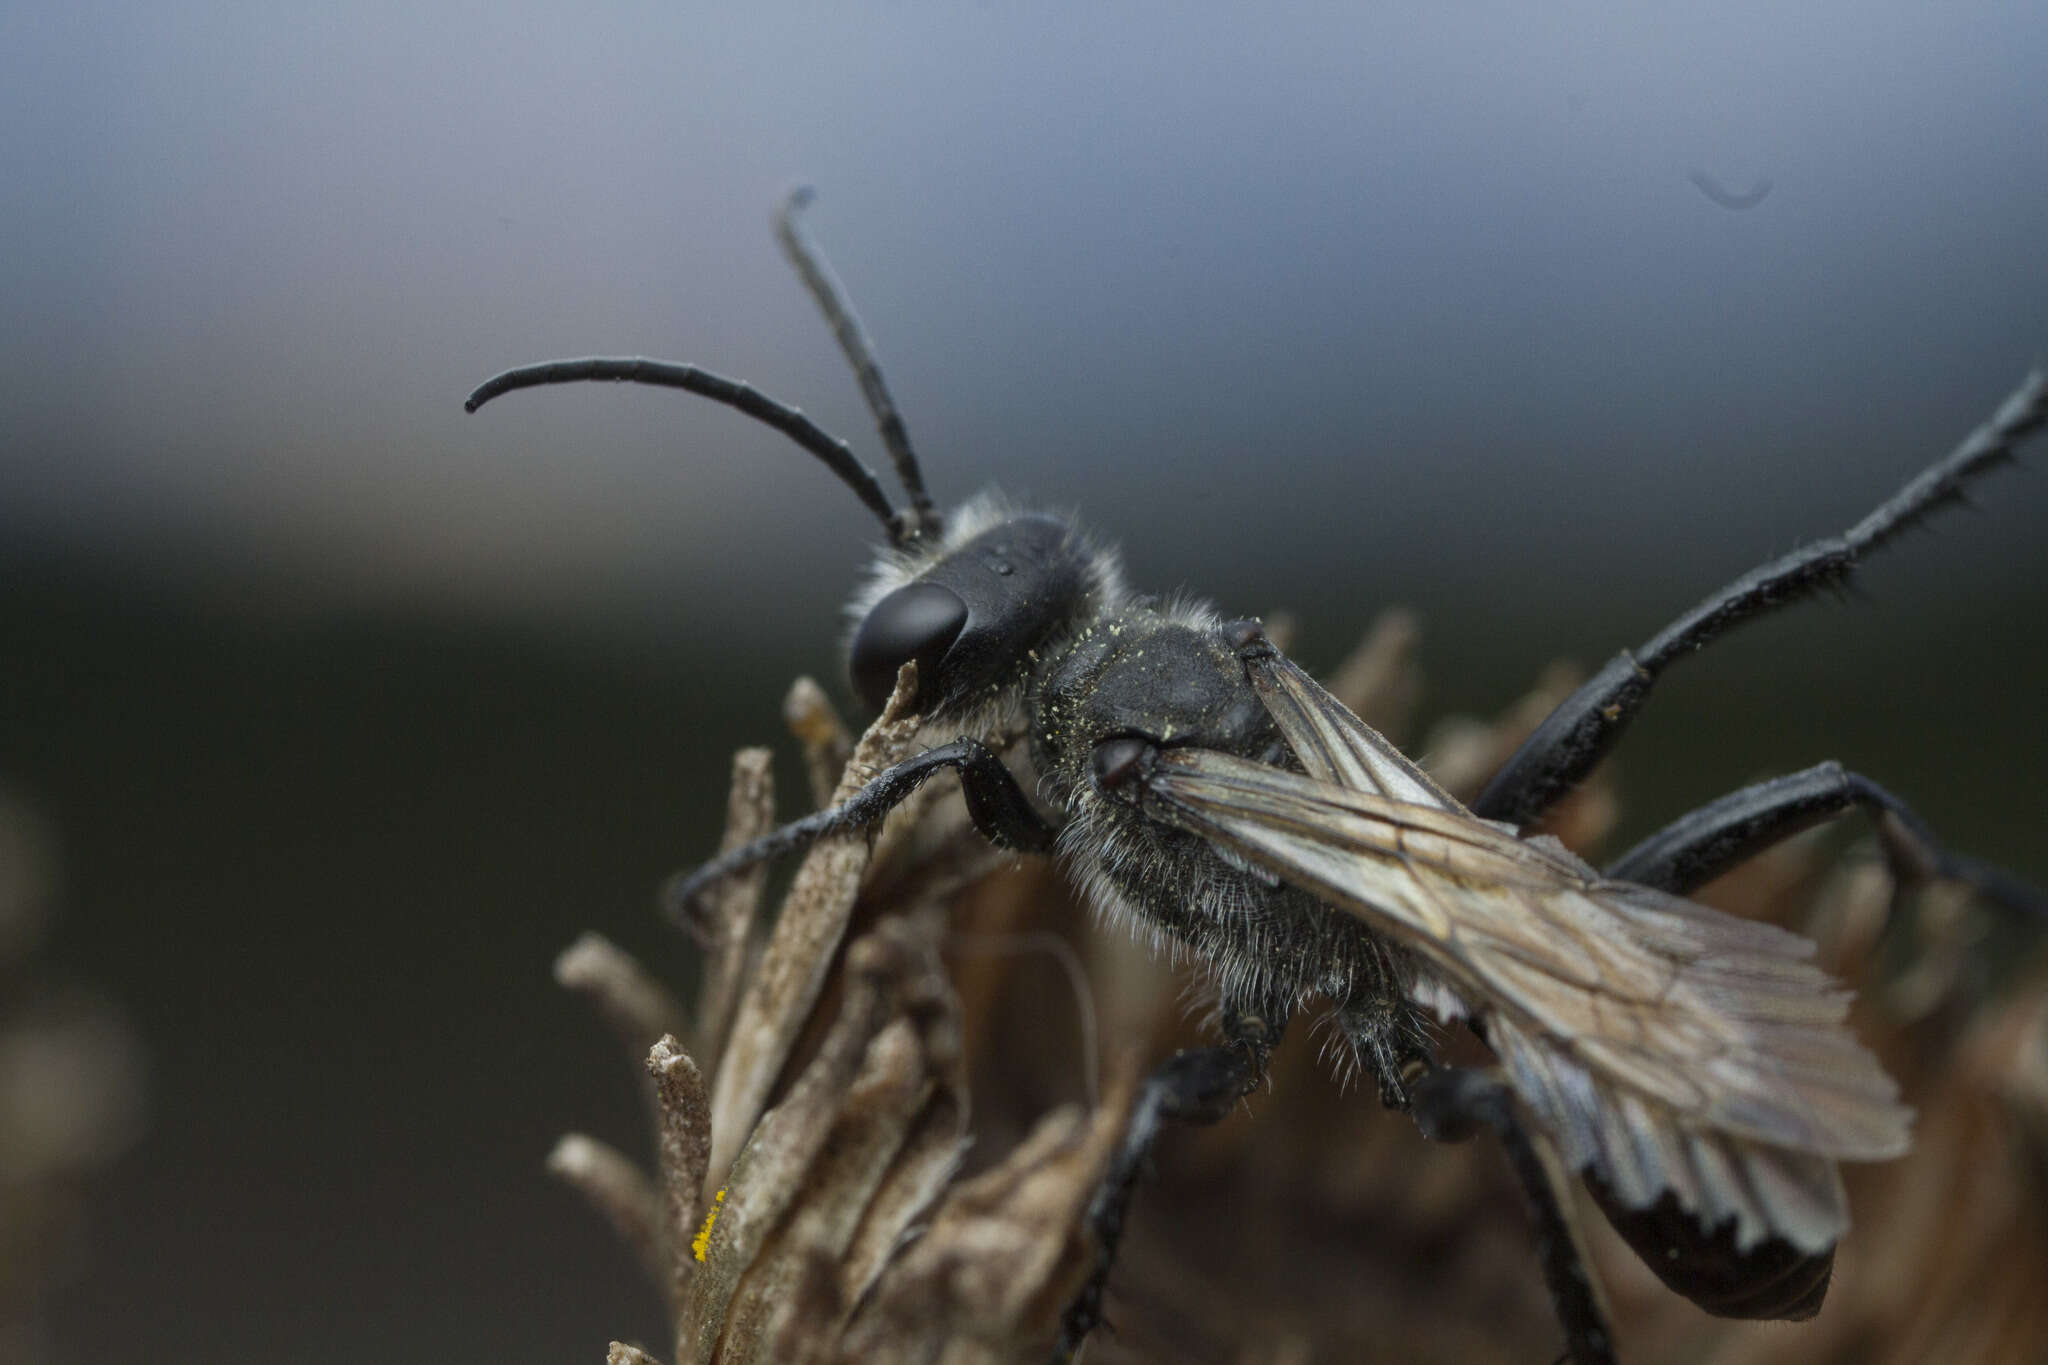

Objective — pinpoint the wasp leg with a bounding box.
[1606,760,2048,917]
[1410,1067,1618,1365]
[1474,369,2047,830]
[1053,1002,1285,1363]
[662,738,1056,928]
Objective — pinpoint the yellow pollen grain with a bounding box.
[692,1187,727,1263]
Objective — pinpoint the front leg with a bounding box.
[664,736,1058,928]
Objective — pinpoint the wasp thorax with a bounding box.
[1034,611,1280,805]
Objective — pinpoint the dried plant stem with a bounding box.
[547,1134,668,1295]
[706,666,924,1186]
[1324,606,1423,738]
[835,1055,969,1308]
[647,1037,713,1333]
[783,677,854,811]
[724,1018,931,1360]
[555,933,689,1065]
[842,1063,1137,1361]
[684,930,915,1361]
[695,748,775,1062]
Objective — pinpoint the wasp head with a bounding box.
[844,493,1124,725]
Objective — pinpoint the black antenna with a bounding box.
[775,186,940,539]
[464,357,907,541]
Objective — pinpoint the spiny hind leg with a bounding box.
[1605,760,2046,917]
[1473,370,2047,830]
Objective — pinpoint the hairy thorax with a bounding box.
[1028,601,1412,1023]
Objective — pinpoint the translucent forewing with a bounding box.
[1143,648,1911,1259]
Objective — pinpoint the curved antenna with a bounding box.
[465,356,907,541]
[776,186,940,538]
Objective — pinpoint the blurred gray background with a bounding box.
[3,3,2044,1360]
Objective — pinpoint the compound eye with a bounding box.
[1090,736,1153,797]
[849,581,969,712]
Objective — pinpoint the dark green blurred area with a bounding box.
[5,519,2044,1360]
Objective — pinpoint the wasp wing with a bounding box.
[1240,631,1466,809]
[1148,651,1910,1257]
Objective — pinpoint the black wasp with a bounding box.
[467,188,2047,1364]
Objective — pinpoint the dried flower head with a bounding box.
[550,665,1133,1365]
[550,618,2047,1364]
